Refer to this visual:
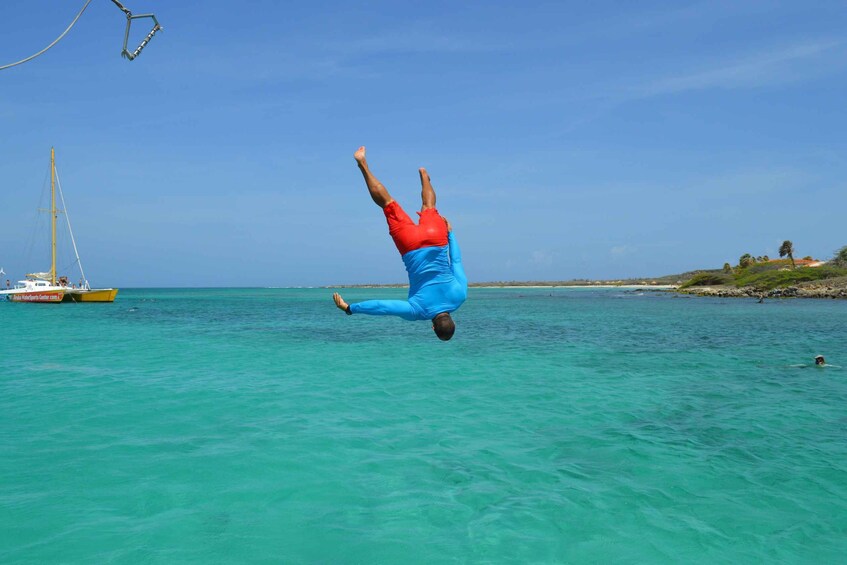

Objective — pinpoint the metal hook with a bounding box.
[121,13,162,60]
[112,1,162,61]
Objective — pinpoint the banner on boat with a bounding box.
[10,292,64,303]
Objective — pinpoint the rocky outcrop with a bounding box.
[678,285,847,299]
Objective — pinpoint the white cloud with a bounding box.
[635,39,844,96]
[529,250,553,266]
[671,168,817,208]
[343,30,503,55]
[610,245,635,257]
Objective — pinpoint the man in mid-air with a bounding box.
[332,146,467,340]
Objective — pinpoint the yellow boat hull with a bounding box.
[62,288,119,303]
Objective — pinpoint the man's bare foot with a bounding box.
[333,292,349,312]
[419,167,430,182]
[354,146,366,164]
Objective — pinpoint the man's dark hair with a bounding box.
[433,313,455,341]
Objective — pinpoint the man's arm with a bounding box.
[447,230,467,288]
[333,292,419,321]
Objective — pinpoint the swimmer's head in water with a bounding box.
[815,355,825,365]
[432,312,455,341]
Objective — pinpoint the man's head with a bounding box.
[432,312,455,341]
[815,355,825,366]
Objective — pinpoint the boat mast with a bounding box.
[51,147,57,285]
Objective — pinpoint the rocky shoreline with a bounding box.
[677,284,847,299]
[330,278,847,299]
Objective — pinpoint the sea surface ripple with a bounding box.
[1,288,846,563]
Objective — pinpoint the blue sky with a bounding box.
[2,1,846,287]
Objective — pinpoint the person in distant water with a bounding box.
[790,355,840,369]
[332,146,468,341]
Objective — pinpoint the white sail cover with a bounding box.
[26,271,52,280]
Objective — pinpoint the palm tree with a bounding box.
[723,262,732,273]
[779,240,796,269]
[833,246,847,268]
[739,254,754,268]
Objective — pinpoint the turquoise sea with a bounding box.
[1,287,846,563]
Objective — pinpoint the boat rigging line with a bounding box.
[54,169,89,288]
[0,0,162,71]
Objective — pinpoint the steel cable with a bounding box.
[0,0,94,71]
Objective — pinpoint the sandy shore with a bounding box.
[329,283,678,290]
[471,284,677,289]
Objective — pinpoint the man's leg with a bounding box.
[419,167,436,211]
[355,146,394,209]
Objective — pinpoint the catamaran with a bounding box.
[0,148,118,303]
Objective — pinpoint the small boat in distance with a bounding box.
[0,148,118,303]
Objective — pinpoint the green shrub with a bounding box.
[736,260,790,276]
[679,272,734,289]
[734,265,847,289]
